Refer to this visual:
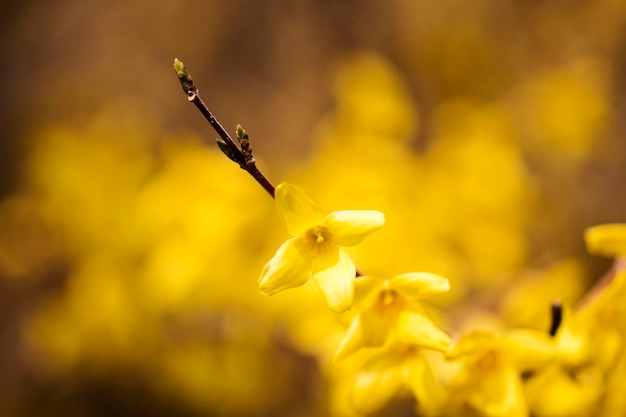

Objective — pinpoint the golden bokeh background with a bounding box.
[1,1,626,416]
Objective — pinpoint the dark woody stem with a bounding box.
[174,58,363,276]
[173,59,275,198]
[548,301,562,337]
[191,94,275,198]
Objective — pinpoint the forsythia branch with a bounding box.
[173,58,275,198]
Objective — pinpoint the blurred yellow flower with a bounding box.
[557,268,626,370]
[350,343,445,417]
[259,182,385,312]
[334,273,451,360]
[525,363,604,417]
[446,330,556,417]
[527,263,626,416]
[554,224,626,370]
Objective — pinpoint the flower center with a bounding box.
[305,226,334,254]
[475,349,501,371]
[380,289,397,306]
[375,287,405,313]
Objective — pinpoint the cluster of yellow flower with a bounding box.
[261,183,626,417]
[5,52,619,416]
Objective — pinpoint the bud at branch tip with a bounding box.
[173,58,196,96]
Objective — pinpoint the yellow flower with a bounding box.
[558,269,626,369]
[446,330,556,417]
[556,224,626,369]
[259,182,385,312]
[334,272,451,360]
[585,223,626,258]
[350,343,445,417]
[524,363,604,417]
[576,225,626,416]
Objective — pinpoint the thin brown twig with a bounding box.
[174,58,275,198]
[174,58,364,276]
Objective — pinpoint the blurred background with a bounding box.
[1,1,626,416]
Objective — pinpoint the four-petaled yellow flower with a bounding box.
[350,343,446,417]
[334,272,451,360]
[541,223,626,417]
[445,330,556,417]
[559,223,626,368]
[259,182,385,312]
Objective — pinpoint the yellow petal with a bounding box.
[575,270,626,340]
[258,237,313,295]
[446,331,495,361]
[408,354,446,417]
[602,349,626,417]
[391,272,450,302]
[556,315,591,366]
[525,364,604,417]
[323,210,385,247]
[396,309,451,351]
[350,351,405,414]
[503,329,556,371]
[334,309,392,361]
[585,223,626,258]
[312,248,355,312]
[275,182,325,236]
[467,364,527,417]
[353,275,384,309]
